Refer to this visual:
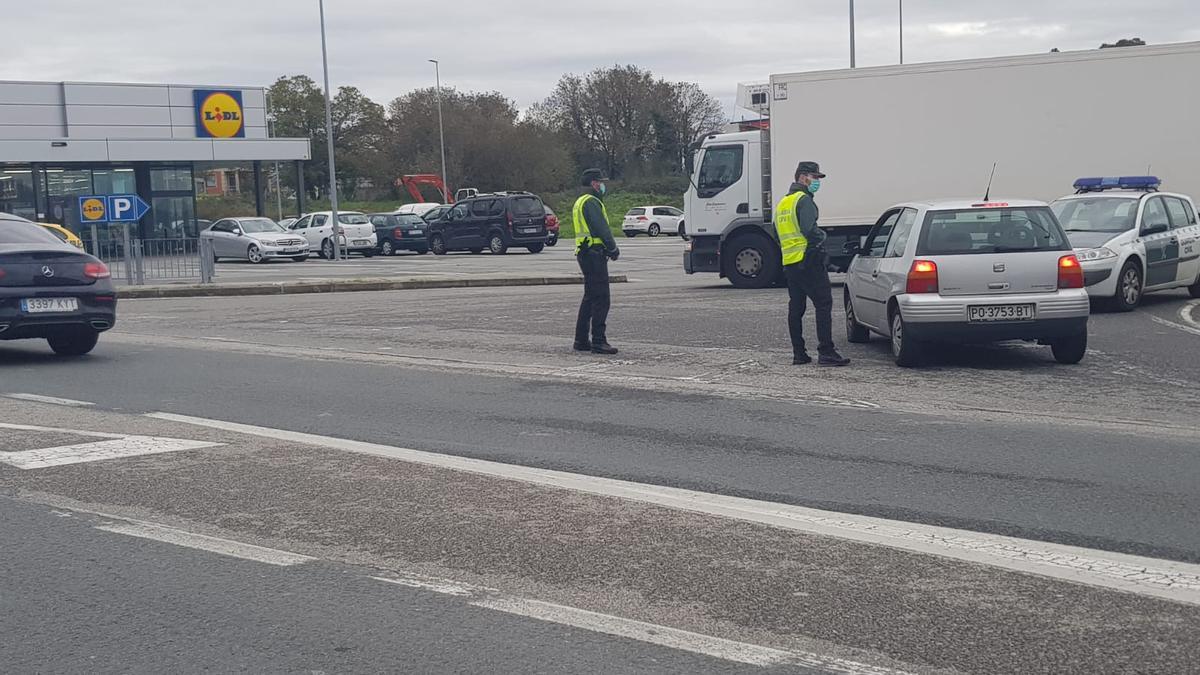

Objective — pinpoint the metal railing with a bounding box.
[88,232,214,286]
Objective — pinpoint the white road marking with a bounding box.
[96,520,314,566]
[1151,315,1200,337]
[0,421,124,439]
[149,412,1200,607]
[1180,300,1200,330]
[0,434,221,470]
[5,393,95,407]
[371,577,908,673]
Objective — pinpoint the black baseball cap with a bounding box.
[795,161,826,178]
[581,168,610,186]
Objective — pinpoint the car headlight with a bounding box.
[1074,247,1117,262]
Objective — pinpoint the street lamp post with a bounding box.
[899,0,905,65]
[849,0,857,69]
[429,59,449,203]
[318,0,341,261]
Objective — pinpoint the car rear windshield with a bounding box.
[397,214,425,226]
[0,218,65,245]
[1050,197,1138,233]
[338,214,369,225]
[917,207,1069,255]
[509,196,544,218]
[627,208,645,216]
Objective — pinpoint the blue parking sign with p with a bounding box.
[78,194,151,223]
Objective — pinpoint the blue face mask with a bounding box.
[598,183,607,196]
[807,179,822,194]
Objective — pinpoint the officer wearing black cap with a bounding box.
[573,169,620,354]
[775,161,850,366]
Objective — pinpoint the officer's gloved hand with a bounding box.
[608,248,620,261]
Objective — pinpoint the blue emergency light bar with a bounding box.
[1073,176,1161,193]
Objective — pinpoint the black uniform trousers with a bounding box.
[784,250,835,358]
[575,249,611,344]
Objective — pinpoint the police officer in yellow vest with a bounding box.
[573,168,620,355]
[776,161,850,366]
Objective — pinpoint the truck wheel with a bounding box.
[844,289,871,343]
[1051,332,1088,365]
[723,233,779,289]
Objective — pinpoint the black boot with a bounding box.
[592,342,618,355]
[818,351,851,367]
[573,341,593,352]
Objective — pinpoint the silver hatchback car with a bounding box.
[843,200,1091,367]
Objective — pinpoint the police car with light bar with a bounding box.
[1050,177,1200,310]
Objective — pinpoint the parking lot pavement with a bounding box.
[2,400,1199,674]
[207,236,691,287]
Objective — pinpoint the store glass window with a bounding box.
[42,168,94,230]
[151,166,193,192]
[0,167,37,220]
[93,167,137,195]
[149,195,199,239]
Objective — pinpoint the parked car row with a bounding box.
[202,192,686,265]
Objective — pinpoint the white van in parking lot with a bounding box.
[844,200,1091,367]
[1050,177,1200,311]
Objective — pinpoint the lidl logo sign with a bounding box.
[80,198,106,222]
[194,89,246,138]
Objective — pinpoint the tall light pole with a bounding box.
[318,0,341,260]
[849,0,857,68]
[429,59,449,203]
[899,0,905,65]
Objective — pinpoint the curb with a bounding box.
[117,275,629,299]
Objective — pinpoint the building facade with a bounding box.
[0,80,310,245]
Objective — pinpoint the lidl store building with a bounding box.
[0,80,311,246]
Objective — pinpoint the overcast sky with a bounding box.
[3,1,1198,115]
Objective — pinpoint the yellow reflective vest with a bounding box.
[573,194,609,254]
[774,191,809,265]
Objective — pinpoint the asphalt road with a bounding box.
[2,238,1199,672]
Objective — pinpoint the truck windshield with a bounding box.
[696,145,743,198]
[1050,197,1138,233]
[917,207,1069,255]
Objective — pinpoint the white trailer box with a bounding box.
[685,42,1200,287]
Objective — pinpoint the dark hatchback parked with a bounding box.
[426,192,548,255]
[0,213,116,355]
[370,213,429,256]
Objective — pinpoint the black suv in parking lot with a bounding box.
[427,192,548,255]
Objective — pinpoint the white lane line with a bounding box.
[5,393,96,407]
[370,577,908,673]
[371,574,481,598]
[1151,315,1200,337]
[96,520,314,566]
[0,436,222,469]
[150,412,1200,607]
[0,421,124,438]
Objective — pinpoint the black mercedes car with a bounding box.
[0,213,116,356]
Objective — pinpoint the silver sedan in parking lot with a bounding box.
[201,217,310,264]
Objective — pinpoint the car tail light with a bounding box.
[637,216,648,221]
[1058,254,1084,289]
[394,227,404,239]
[0,267,6,280]
[84,262,111,279]
[906,260,939,294]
